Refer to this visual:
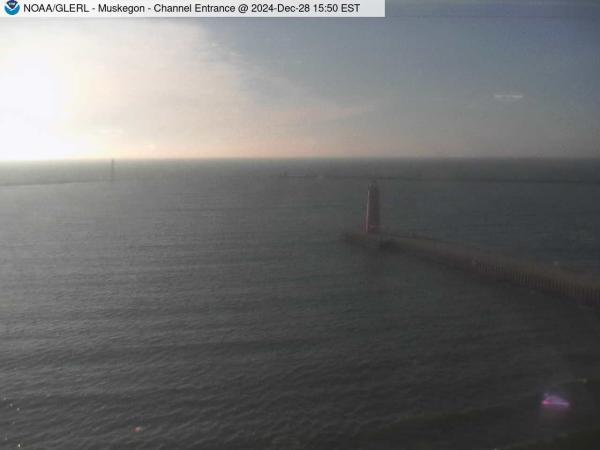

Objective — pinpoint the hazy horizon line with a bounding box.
[2,155,600,163]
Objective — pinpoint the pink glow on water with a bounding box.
[542,394,570,409]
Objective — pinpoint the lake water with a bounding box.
[1,159,600,449]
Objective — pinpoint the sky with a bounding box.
[1,0,600,160]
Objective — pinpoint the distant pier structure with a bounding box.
[365,181,380,234]
[345,183,600,308]
[110,159,115,182]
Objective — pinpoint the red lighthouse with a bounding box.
[365,181,380,234]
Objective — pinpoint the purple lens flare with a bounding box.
[541,393,570,410]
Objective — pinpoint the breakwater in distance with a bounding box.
[281,172,600,185]
[278,157,600,186]
[343,232,600,308]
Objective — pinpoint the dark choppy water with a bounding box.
[1,159,600,449]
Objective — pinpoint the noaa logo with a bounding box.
[4,0,20,15]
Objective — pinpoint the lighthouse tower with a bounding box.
[365,181,380,234]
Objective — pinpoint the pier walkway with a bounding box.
[343,232,600,307]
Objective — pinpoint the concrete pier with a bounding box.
[343,232,600,308]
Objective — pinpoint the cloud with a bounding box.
[0,21,372,159]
